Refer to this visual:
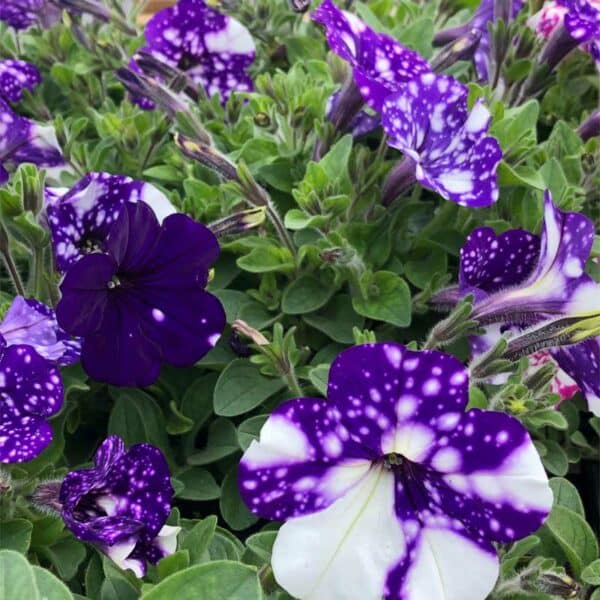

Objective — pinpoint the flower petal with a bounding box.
[240,397,372,520]
[272,466,406,600]
[328,343,469,456]
[459,227,540,296]
[0,59,41,103]
[0,414,52,463]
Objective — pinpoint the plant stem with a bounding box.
[1,249,26,296]
[282,364,303,398]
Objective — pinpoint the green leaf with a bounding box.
[303,295,365,343]
[157,551,189,581]
[32,566,74,599]
[404,246,447,290]
[237,247,294,274]
[549,477,585,517]
[180,517,218,565]
[245,532,277,565]
[108,389,170,455]
[308,364,329,396]
[281,274,334,315]
[39,538,87,581]
[187,418,240,466]
[582,559,600,585]
[0,519,33,553]
[0,550,40,600]
[544,505,599,577]
[213,359,285,417]
[142,165,182,182]
[237,415,269,452]
[174,467,221,501]
[541,440,569,476]
[219,466,259,531]
[352,271,412,327]
[526,410,568,430]
[140,561,261,600]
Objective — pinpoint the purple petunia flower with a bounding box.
[434,0,524,81]
[0,296,81,366]
[55,200,225,387]
[239,343,552,600]
[45,172,177,272]
[381,72,502,207]
[0,344,63,463]
[539,0,600,69]
[456,193,600,415]
[0,60,41,104]
[59,435,179,577]
[0,98,64,185]
[0,0,61,30]
[311,0,431,114]
[131,0,255,109]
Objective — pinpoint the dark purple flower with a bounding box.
[0,296,80,366]
[435,0,524,81]
[0,60,41,103]
[311,0,431,113]
[239,343,552,600]
[46,172,177,272]
[456,193,600,415]
[59,435,179,577]
[0,98,64,185]
[0,344,63,463]
[132,0,255,109]
[0,0,61,30]
[381,73,502,207]
[325,90,380,138]
[55,200,225,387]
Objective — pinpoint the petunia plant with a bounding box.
[0,0,598,598]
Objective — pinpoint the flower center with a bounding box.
[107,276,121,289]
[383,452,404,470]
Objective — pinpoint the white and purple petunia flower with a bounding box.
[311,0,431,114]
[0,296,80,366]
[59,435,179,577]
[434,0,524,81]
[459,193,600,415]
[239,343,552,600]
[0,98,64,185]
[55,200,226,387]
[0,0,61,30]
[381,72,502,207]
[45,172,177,272]
[131,0,255,109]
[0,344,63,463]
[0,60,41,104]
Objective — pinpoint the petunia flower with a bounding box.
[131,0,255,109]
[578,108,600,140]
[380,72,502,207]
[528,1,569,39]
[538,0,600,70]
[0,0,61,30]
[434,0,524,81]
[454,195,600,414]
[239,343,552,600]
[0,98,64,185]
[0,344,63,463]
[0,60,41,104]
[311,0,431,141]
[59,435,179,577]
[45,172,177,272]
[0,295,80,366]
[55,200,225,387]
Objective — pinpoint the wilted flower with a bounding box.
[59,435,179,577]
[0,296,80,366]
[0,344,63,463]
[46,172,177,272]
[434,0,524,81]
[0,98,64,185]
[381,73,502,207]
[239,343,552,600]
[0,0,60,30]
[311,0,431,113]
[0,60,41,103]
[131,0,255,109]
[55,200,225,387]
[528,1,569,38]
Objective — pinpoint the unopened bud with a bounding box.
[232,320,269,346]
[30,480,63,516]
[209,207,266,237]
[535,572,579,598]
[175,133,237,180]
[431,28,482,72]
[289,0,311,13]
[253,112,271,128]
